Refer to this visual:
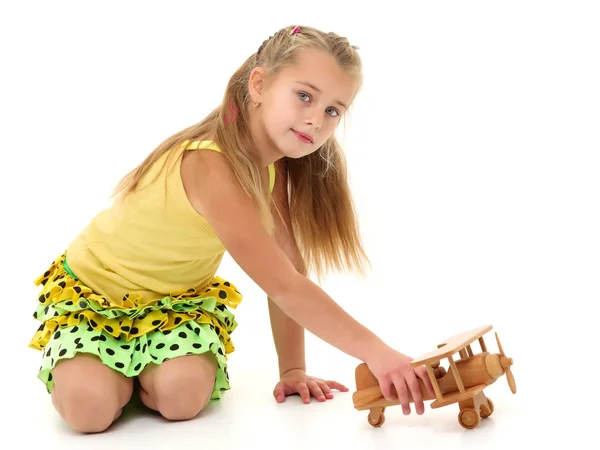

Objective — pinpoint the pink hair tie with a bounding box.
[291,26,300,36]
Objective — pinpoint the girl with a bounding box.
[29,24,434,433]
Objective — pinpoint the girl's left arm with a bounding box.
[268,158,307,376]
[268,159,349,403]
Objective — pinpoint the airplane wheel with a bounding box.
[368,408,385,427]
[458,408,480,429]
[480,398,494,418]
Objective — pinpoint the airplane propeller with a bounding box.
[495,332,516,394]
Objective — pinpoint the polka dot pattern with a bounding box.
[38,319,230,400]
[29,253,241,401]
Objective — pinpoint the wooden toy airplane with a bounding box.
[352,325,516,429]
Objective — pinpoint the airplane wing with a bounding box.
[410,325,493,367]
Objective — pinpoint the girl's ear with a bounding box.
[249,67,266,104]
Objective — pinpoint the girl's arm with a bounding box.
[182,149,384,363]
[268,158,307,376]
[268,296,306,376]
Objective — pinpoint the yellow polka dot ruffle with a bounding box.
[29,253,242,356]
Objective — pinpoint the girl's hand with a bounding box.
[364,345,435,415]
[273,369,349,404]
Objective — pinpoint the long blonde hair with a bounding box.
[113,25,370,281]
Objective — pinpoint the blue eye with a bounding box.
[297,91,340,117]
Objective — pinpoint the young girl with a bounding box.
[29,24,434,433]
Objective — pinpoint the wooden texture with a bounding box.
[410,325,493,367]
[352,324,516,430]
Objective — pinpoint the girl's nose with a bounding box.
[305,116,321,130]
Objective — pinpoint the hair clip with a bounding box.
[291,26,300,36]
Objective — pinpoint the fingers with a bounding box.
[297,382,311,404]
[379,376,395,403]
[406,372,424,415]
[381,369,428,415]
[317,381,333,399]
[273,384,287,403]
[306,380,326,401]
[325,380,349,392]
[308,379,348,401]
[273,377,349,404]
[390,373,411,415]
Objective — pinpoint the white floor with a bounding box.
[4,310,588,450]
[7,352,525,450]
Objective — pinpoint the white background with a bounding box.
[1,0,598,448]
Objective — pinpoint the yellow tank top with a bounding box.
[65,140,275,305]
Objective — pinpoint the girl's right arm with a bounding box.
[182,150,434,413]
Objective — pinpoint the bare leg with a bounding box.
[137,353,217,421]
[50,354,133,433]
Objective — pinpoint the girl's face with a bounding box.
[249,49,358,161]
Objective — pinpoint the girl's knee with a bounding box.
[50,355,134,433]
[141,355,216,421]
[155,386,212,421]
[53,383,124,433]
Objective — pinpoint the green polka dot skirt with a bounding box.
[29,253,242,401]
